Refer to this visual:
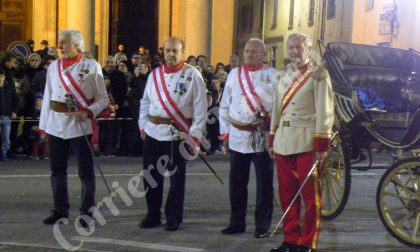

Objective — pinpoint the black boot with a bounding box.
[78,212,94,228]
[138,217,162,228]
[221,225,246,235]
[297,245,316,252]
[43,210,68,225]
[269,242,299,252]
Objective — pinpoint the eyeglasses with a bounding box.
[30,59,40,62]
[105,61,113,64]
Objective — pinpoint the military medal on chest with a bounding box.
[174,70,187,95]
[78,63,89,83]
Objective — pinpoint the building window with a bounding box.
[239,3,254,33]
[308,0,315,27]
[327,0,336,19]
[271,46,278,68]
[271,0,278,29]
[288,0,294,30]
[366,0,374,11]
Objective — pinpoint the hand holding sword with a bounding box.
[64,93,88,122]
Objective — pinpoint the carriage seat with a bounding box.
[327,42,418,112]
[366,108,420,148]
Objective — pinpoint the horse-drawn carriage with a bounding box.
[318,42,420,248]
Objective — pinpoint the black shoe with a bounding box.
[269,242,299,252]
[164,222,180,231]
[43,210,68,225]
[221,226,246,235]
[78,212,94,228]
[139,217,161,228]
[297,246,316,252]
[254,230,270,238]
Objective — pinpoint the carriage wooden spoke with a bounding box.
[320,134,351,220]
[377,158,420,249]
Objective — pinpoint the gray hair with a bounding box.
[246,38,266,53]
[27,53,42,62]
[287,33,313,48]
[59,30,85,53]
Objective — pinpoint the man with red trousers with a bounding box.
[269,33,334,252]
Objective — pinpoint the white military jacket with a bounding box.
[39,56,109,139]
[219,65,280,153]
[139,62,208,141]
[270,63,334,155]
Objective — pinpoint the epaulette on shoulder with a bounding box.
[309,66,329,81]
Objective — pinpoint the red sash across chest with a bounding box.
[57,56,92,109]
[237,65,270,122]
[152,66,191,133]
[280,66,311,113]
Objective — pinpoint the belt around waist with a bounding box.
[50,101,72,113]
[231,122,257,131]
[149,116,192,126]
[281,120,316,128]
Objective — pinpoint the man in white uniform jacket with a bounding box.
[39,30,109,226]
[138,37,207,231]
[219,38,280,238]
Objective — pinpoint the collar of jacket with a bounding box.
[62,53,83,69]
[244,63,264,72]
[164,61,184,74]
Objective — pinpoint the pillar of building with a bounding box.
[182,0,211,60]
[95,0,109,64]
[66,0,95,55]
[32,0,57,51]
[158,0,171,47]
[211,0,234,65]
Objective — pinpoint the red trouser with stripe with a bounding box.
[275,152,321,249]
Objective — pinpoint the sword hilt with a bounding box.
[64,93,78,112]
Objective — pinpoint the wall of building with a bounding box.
[397,0,420,52]
[235,0,263,59]
[262,0,323,68]
[351,0,394,46]
[322,0,353,44]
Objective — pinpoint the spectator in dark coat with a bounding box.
[102,55,128,155]
[127,63,149,156]
[36,40,49,59]
[0,52,19,161]
[31,55,56,95]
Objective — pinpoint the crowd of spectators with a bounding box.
[0,40,240,161]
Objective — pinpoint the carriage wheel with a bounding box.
[320,135,351,220]
[377,157,420,249]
